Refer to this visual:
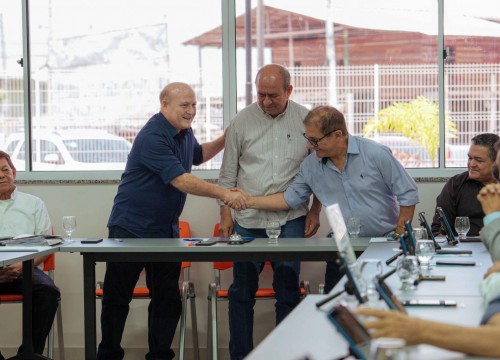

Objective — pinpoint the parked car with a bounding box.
[3,129,132,171]
[367,134,469,168]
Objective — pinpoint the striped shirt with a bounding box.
[218,100,310,228]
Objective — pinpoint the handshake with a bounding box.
[221,188,251,210]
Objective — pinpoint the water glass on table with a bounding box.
[266,220,281,245]
[415,239,435,272]
[359,259,383,302]
[413,227,428,241]
[347,217,361,238]
[62,215,77,242]
[455,216,470,241]
[396,255,419,290]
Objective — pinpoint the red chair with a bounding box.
[0,253,65,359]
[206,224,310,360]
[95,221,199,360]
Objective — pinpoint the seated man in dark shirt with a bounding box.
[431,133,499,236]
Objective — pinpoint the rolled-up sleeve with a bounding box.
[283,168,313,209]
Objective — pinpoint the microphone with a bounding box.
[385,250,403,265]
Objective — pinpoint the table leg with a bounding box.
[83,254,97,360]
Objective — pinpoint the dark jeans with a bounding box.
[0,267,60,355]
[228,216,305,360]
[96,226,182,360]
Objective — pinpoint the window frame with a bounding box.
[16,0,465,181]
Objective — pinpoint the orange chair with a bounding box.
[0,253,65,359]
[207,224,310,360]
[95,221,199,360]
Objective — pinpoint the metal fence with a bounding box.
[1,63,499,169]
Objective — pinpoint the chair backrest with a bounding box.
[179,220,191,238]
[179,220,192,274]
[212,224,233,271]
[42,253,56,272]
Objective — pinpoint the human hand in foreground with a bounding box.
[484,261,500,279]
[356,307,420,346]
[477,184,500,215]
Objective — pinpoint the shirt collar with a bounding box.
[321,133,357,164]
[157,112,189,139]
[257,100,289,119]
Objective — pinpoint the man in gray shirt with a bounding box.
[218,64,321,360]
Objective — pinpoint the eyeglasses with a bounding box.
[302,130,336,147]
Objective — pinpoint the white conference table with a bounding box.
[59,236,370,360]
[248,241,494,360]
[0,247,59,360]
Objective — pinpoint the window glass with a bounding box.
[3,0,223,171]
[444,0,500,167]
[234,0,441,168]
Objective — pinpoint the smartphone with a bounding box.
[374,276,407,314]
[436,260,476,266]
[420,274,446,281]
[194,240,218,246]
[80,238,103,244]
[328,303,372,360]
[403,299,457,307]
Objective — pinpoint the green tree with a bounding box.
[363,96,457,167]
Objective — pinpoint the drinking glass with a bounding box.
[359,259,383,301]
[413,227,428,241]
[454,216,470,241]
[62,216,77,242]
[415,239,435,271]
[266,220,281,245]
[347,217,361,238]
[396,256,419,290]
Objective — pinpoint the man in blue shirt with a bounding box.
[241,105,419,293]
[98,82,248,360]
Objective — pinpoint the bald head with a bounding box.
[159,82,195,104]
[255,64,291,90]
[254,64,293,117]
[159,82,197,132]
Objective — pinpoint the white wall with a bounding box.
[0,181,443,359]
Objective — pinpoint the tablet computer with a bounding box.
[325,204,357,265]
[339,252,367,304]
[374,275,407,314]
[436,207,458,246]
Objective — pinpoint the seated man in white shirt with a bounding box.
[0,150,60,359]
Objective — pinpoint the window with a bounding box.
[1,0,223,176]
[2,0,500,178]
[444,0,500,167]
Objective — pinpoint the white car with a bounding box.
[3,129,132,171]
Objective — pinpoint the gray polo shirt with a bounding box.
[218,100,310,229]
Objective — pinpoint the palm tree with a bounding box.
[363,96,457,167]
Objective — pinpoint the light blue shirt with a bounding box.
[284,135,419,237]
[484,212,500,225]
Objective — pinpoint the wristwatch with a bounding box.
[391,225,405,241]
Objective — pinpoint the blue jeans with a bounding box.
[228,216,305,360]
[97,226,182,360]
